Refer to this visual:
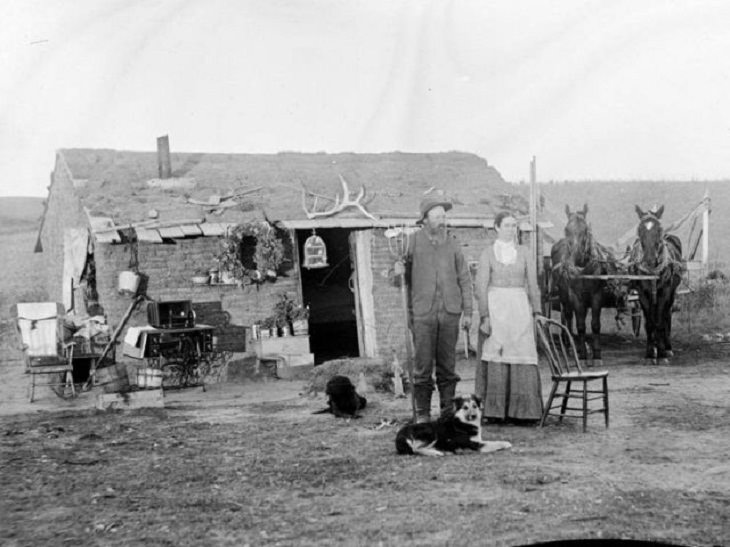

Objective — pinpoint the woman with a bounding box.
[475,211,543,424]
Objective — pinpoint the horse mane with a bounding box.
[629,233,684,283]
[557,228,619,277]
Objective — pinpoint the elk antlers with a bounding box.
[301,174,378,221]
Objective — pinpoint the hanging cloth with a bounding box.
[62,228,90,312]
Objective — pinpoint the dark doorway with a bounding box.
[297,228,359,364]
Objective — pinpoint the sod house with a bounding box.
[35,140,548,378]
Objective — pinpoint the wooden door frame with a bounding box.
[349,230,378,358]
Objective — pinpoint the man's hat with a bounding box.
[418,195,453,223]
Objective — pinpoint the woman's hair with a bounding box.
[494,210,515,228]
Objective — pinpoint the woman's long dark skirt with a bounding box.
[474,360,543,420]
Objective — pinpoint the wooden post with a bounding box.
[701,190,710,268]
[399,271,417,422]
[157,135,171,179]
[529,156,538,272]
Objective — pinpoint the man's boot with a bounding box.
[413,384,432,423]
[439,382,457,419]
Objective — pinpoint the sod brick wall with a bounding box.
[40,156,87,303]
[94,236,300,350]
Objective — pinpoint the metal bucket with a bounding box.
[118,271,140,295]
[137,367,162,389]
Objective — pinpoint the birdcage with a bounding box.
[302,231,328,269]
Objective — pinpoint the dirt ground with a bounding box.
[1,335,729,547]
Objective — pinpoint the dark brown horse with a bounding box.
[629,205,683,364]
[550,204,619,364]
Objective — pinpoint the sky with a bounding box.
[2,0,730,197]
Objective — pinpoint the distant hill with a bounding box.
[536,180,729,270]
[0,197,44,235]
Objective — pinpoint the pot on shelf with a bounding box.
[220,270,236,284]
[292,319,309,336]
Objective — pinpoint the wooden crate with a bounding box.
[251,335,310,357]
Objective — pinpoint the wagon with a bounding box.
[540,254,656,337]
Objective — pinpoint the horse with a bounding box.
[629,205,683,364]
[550,204,620,365]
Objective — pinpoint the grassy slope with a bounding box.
[0,198,47,368]
[0,196,44,235]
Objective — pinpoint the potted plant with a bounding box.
[259,316,276,338]
[208,265,220,284]
[273,293,295,337]
[276,314,290,337]
[290,305,310,335]
[191,269,210,285]
[218,237,243,284]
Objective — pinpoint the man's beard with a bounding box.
[428,223,445,235]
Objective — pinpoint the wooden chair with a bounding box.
[534,314,609,432]
[14,302,76,402]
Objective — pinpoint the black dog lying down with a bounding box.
[313,375,367,418]
[395,394,512,456]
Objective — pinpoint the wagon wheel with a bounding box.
[541,262,556,318]
[50,372,76,399]
[160,361,185,388]
[196,351,231,384]
[161,336,198,387]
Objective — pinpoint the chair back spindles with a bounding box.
[534,314,609,432]
[536,315,584,376]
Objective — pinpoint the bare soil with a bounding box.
[1,336,729,547]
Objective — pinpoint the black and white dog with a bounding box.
[395,394,512,456]
[313,375,367,418]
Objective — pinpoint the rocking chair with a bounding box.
[535,315,609,432]
[14,302,76,402]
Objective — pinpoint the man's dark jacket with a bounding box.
[407,229,473,319]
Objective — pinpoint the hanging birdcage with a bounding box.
[302,230,328,269]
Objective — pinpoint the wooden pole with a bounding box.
[701,190,710,268]
[399,272,417,422]
[529,156,538,271]
[83,295,144,390]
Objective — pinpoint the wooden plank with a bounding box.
[158,226,186,238]
[94,231,120,243]
[353,230,378,358]
[580,274,658,280]
[88,216,116,231]
[280,217,492,229]
[179,224,203,236]
[251,335,310,357]
[136,227,163,242]
[199,223,226,236]
[93,218,204,234]
[96,389,164,410]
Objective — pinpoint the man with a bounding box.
[395,195,473,423]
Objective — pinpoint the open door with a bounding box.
[298,228,360,363]
[348,230,378,358]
